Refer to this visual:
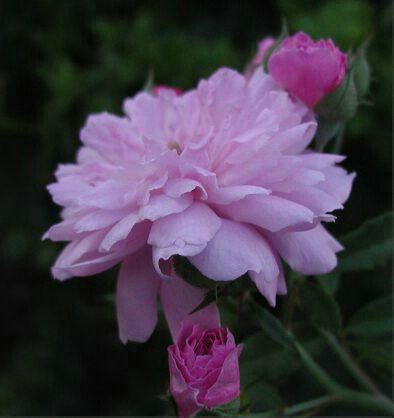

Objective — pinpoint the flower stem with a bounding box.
[242,394,337,417]
[320,329,380,394]
[332,124,345,153]
[294,340,394,415]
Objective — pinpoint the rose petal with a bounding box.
[268,223,343,275]
[189,219,280,282]
[116,247,160,343]
[160,273,220,342]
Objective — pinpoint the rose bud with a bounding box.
[268,31,347,108]
[168,321,242,418]
[244,37,275,79]
[152,85,183,96]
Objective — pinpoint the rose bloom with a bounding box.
[168,321,241,418]
[45,67,355,342]
[268,31,347,108]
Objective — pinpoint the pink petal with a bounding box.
[320,166,356,204]
[116,247,160,343]
[148,203,221,276]
[160,273,220,342]
[51,231,122,280]
[168,346,202,418]
[218,194,314,232]
[207,185,270,204]
[99,214,145,252]
[139,193,193,221]
[268,224,343,275]
[189,219,280,282]
[204,346,241,408]
[276,122,317,155]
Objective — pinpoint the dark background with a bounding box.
[0,0,391,415]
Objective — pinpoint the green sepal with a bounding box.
[314,117,343,151]
[262,19,289,72]
[352,38,371,99]
[315,70,358,121]
[189,286,218,315]
[211,396,240,417]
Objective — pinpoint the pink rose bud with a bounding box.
[268,31,347,108]
[152,85,183,96]
[244,37,275,79]
[168,321,242,418]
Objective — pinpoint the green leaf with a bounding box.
[245,380,284,412]
[315,272,340,294]
[257,307,296,351]
[316,70,358,121]
[345,294,393,337]
[240,331,324,385]
[349,341,393,373]
[338,212,393,272]
[211,397,240,417]
[173,256,217,289]
[298,281,342,332]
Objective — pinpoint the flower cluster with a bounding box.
[45,30,362,416]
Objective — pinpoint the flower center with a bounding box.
[167,141,181,154]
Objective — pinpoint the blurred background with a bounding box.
[0,0,391,415]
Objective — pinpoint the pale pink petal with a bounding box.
[100,213,142,252]
[218,194,314,232]
[51,231,122,280]
[160,273,220,342]
[320,167,356,204]
[148,203,221,275]
[207,185,270,204]
[268,224,343,275]
[139,193,193,221]
[116,247,160,343]
[276,122,317,154]
[189,219,280,282]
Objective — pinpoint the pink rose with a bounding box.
[168,321,242,418]
[152,85,183,96]
[268,31,347,108]
[244,37,275,79]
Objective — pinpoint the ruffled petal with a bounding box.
[189,219,280,282]
[148,203,221,276]
[168,346,202,418]
[218,194,314,232]
[268,224,343,275]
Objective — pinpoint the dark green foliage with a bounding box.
[298,281,342,332]
[338,212,393,272]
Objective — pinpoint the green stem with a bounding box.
[242,395,337,417]
[320,329,380,394]
[294,341,340,393]
[332,124,345,153]
[294,341,394,415]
